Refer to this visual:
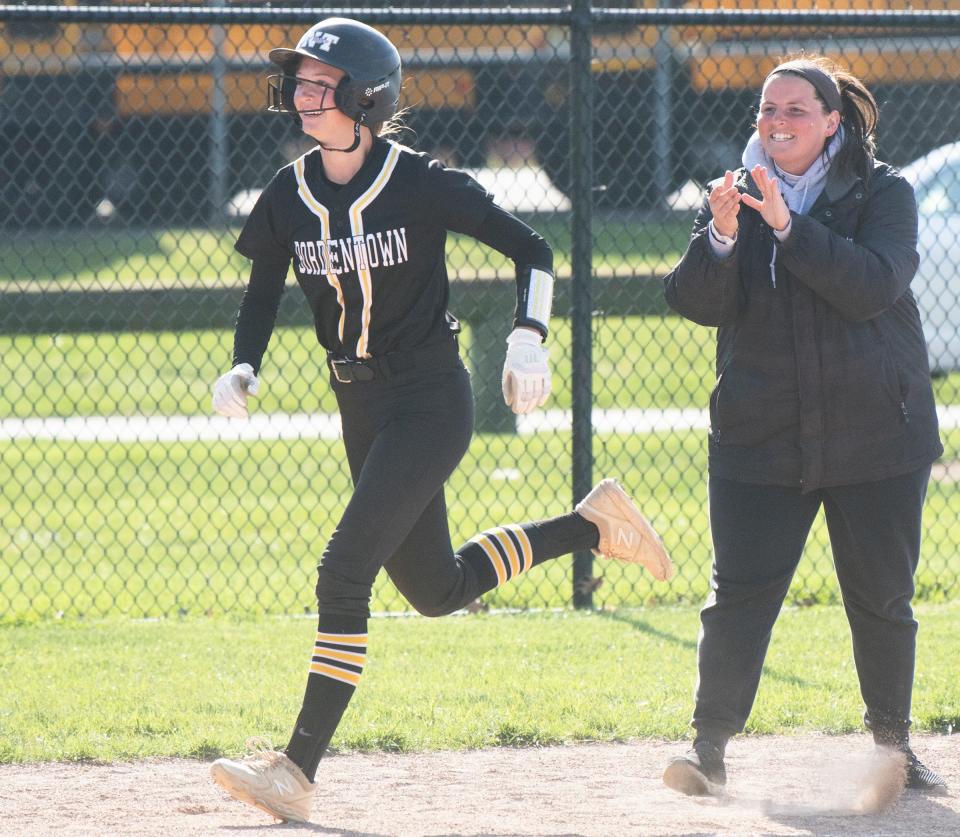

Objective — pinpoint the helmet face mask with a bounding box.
[267,73,338,124]
[267,18,402,128]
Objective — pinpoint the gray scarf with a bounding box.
[741,128,844,286]
[741,126,844,215]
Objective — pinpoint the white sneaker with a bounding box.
[575,479,674,580]
[210,738,315,823]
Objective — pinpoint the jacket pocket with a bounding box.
[875,322,910,422]
[823,323,907,433]
[708,365,795,446]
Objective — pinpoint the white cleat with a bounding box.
[210,738,315,823]
[575,479,674,581]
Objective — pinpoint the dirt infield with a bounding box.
[4,734,958,836]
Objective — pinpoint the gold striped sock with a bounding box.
[308,631,367,687]
[468,526,534,585]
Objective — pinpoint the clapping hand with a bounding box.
[708,170,742,239]
[741,164,791,232]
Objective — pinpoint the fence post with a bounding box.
[208,0,228,226]
[652,0,675,207]
[570,0,595,609]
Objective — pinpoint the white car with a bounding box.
[901,142,960,375]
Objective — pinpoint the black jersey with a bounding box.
[236,138,499,359]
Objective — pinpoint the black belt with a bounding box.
[328,338,460,384]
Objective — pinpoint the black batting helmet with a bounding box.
[267,18,402,126]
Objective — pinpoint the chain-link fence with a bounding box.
[2,2,960,621]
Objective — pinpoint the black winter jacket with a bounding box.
[664,160,942,491]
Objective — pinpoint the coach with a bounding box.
[661,55,945,795]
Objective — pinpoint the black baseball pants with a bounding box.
[285,350,597,780]
[319,359,593,617]
[692,467,931,743]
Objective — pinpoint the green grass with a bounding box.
[2,221,957,767]
[4,425,959,622]
[0,315,716,419]
[0,604,956,763]
[0,216,693,291]
[3,314,957,420]
[3,315,960,621]
[0,430,702,621]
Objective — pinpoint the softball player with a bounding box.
[208,18,673,823]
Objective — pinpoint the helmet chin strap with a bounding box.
[319,117,364,154]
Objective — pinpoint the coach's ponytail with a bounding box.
[832,68,878,179]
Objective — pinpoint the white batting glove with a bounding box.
[212,363,260,418]
[501,327,551,415]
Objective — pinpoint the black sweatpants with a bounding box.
[693,468,931,742]
[286,357,597,779]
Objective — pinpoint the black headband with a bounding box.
[766,62,842,114]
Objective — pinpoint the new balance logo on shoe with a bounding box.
[574,479,674,581]
[273,775,299,798]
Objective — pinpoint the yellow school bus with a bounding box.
[2,0,957,225]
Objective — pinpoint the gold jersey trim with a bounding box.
[294,151,346,342]
[348,142,403,358]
